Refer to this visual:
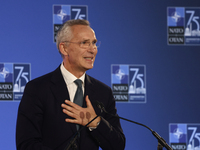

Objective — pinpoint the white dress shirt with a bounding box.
[60,63,85,102]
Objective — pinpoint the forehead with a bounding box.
[71,25,96,40]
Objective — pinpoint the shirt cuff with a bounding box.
[88,121,101,131]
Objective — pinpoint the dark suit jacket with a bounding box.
[16,66,125,150]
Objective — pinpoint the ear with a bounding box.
[59,43,68,56]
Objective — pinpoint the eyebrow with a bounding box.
[82,38,97,42]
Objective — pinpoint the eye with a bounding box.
[81,41,88,45]
[92,40,97,45]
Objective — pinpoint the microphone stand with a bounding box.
[64,115,99,150]
[117,114,172,150]
[96,101,172,150]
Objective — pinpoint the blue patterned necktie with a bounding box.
[74,79,83,131]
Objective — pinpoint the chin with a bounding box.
[84,65,94,71]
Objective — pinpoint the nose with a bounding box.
[87,43,96,53]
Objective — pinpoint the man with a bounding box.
[16,19,125,150]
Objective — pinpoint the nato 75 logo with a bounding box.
[111,64,146,103]
[167,7,200,45]
[169,123,200,150]
[53,5,88,42]
[0,63,30,101]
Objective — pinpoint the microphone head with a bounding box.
[95,100,107,113]
[95,100,103,109]
[95,101,104,109]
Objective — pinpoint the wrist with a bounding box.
[88,117,101,131]
[88,120,101,131]
[88,116,101,127]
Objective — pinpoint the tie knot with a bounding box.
[74,79,82,88]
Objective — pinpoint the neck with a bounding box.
[62,62,86,78]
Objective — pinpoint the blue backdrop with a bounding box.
[0,0,200,149]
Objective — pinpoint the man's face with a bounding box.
[64,25,98,74]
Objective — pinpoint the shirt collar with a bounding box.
[60,62,85,85]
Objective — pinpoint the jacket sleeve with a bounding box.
[16,81,52,150]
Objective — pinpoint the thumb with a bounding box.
[85,95,92,108]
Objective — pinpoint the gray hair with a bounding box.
[56,19,90,55]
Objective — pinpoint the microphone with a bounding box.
[95,100,107,113]
[95,100,173,150]
[64,113,100,150]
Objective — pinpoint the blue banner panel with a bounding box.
[0,63,30,101]
[167,7,200,45]
[169,123,200,150]
[111,64,146,103]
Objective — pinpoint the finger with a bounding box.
[64,100,75,106]
[85,95,92,108]
[63,108,79,119]
[65,118,79,124]
[61,100,70,108]
[61,104,74,113]
[61,103,70,109]
[64,100,82,110]
[65,112,85,125]
[62,105,81,118]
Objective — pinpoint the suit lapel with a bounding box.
[83,75,95,107]
[50,66,77,134]
[84,74,102,115]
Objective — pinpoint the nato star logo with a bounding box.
[57,9,67,21]
[173,128,183,139]
[0,67,10,79]
[171,11,181,23]
[115,69,125,80]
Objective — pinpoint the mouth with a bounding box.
[84,57,93,61]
